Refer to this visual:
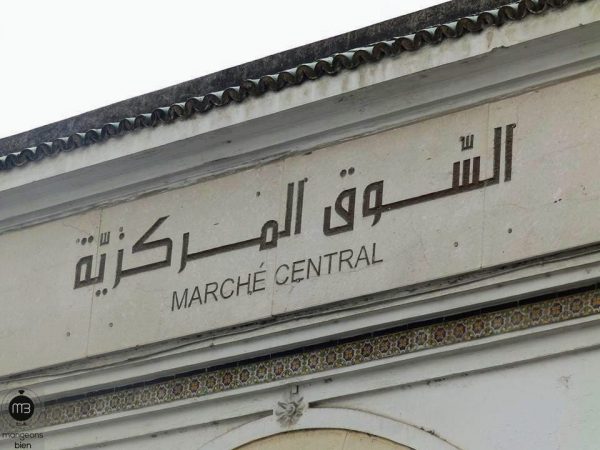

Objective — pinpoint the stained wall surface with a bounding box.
[1,72,600,375]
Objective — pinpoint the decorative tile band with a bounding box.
[26,288,600,427]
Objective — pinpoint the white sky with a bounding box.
[0,0,445,140]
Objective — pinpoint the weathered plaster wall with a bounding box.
[317,348,600,450]
[2,71,600,376]
[70,347,600,450]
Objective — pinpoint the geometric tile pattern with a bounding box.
[29,288,600,428]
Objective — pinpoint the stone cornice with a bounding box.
[13,285,600,429]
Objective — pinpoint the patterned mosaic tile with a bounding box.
[21,288,600,427]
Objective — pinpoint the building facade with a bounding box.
[1,0,600,448]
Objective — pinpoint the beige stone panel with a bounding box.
[482,72,600,267]
[11,75,600,365]
[85,100,493,349]
[236,429,409,450]
[0,211,100,376]
[238,429,347,450]
[272,105,490,314]
[343,431,410,450]
[86,163,283,356]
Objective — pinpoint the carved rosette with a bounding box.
[275,397,306,426]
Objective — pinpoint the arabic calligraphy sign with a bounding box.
[74,123,515,299]
[64,108,521,358]
[3,74,600,375]
[74,118,516,292]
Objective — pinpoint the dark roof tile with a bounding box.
[0,0,585,171]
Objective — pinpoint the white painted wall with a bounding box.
[38,347,600,450]
[320,348,600,450]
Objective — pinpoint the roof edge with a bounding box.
[0,0,585,171]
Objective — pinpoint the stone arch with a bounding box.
[199,408,460,450]
[236,429,410,449]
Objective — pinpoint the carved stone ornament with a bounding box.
[275,397,306,426]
